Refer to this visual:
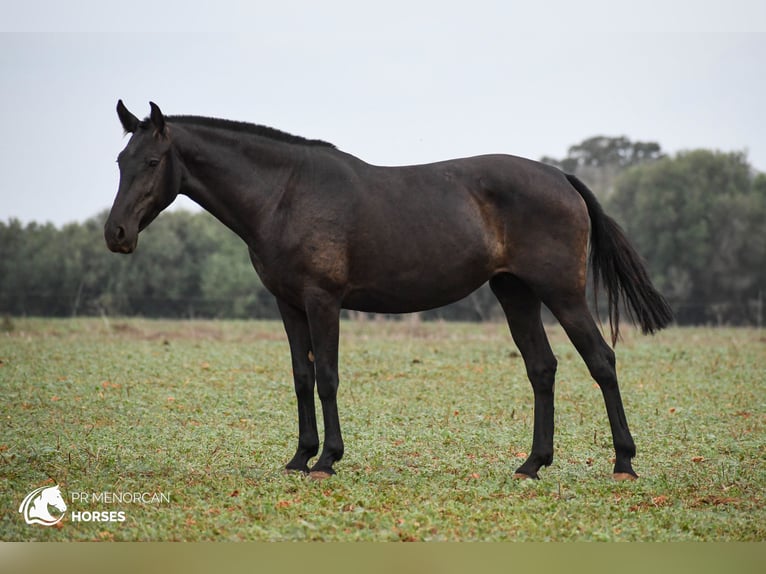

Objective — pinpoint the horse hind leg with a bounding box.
[545,294,638,480]
[490,273,558,479]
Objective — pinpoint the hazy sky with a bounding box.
[2,1,765,226]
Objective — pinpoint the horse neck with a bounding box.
[173,125,304,244]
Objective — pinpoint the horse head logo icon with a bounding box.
[19,485,67,526]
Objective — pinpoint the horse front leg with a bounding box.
[304,291,344,479]
[278,299,319,473]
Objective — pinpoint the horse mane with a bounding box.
[150,115,336,149]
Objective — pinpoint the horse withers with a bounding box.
[105,101,673,481]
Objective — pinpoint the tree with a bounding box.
[542,136,664,198]
[198,214,279,318]
[99,210,275,318]
[0,211,278,319]
[0,220,73,315]
[608,150,766,325]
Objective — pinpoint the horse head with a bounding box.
[105,100,181,254]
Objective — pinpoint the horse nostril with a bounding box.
[116,225,126,241]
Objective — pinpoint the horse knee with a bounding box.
[317,385,337,402]
[293,370,314,396]
[315,367,339,402]
[526,357,557,392]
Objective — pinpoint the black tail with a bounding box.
[566,174,674,345]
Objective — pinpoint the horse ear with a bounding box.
[149,101,166,135]
[117,99,139,134]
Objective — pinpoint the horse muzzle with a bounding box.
[104,221,138,254]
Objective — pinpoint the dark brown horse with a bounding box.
[105,101,672,480]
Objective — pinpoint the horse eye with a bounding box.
[147,158,160,167]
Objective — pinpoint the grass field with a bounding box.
[0,317,764,541]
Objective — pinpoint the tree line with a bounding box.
[545,138,766,326]
[1,137,764,325]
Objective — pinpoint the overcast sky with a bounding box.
[2,1,765,226]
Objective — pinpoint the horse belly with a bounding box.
[342,280,486,314]
[342,236,495,314]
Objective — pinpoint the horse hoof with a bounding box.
[283,467,309,476]
[612,472,638,481]
[513,472,537,480]
[309,470,334,481]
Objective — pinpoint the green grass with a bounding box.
[1,318,764,541]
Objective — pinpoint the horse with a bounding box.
[105,101,673,481]
[19,485,67,525]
